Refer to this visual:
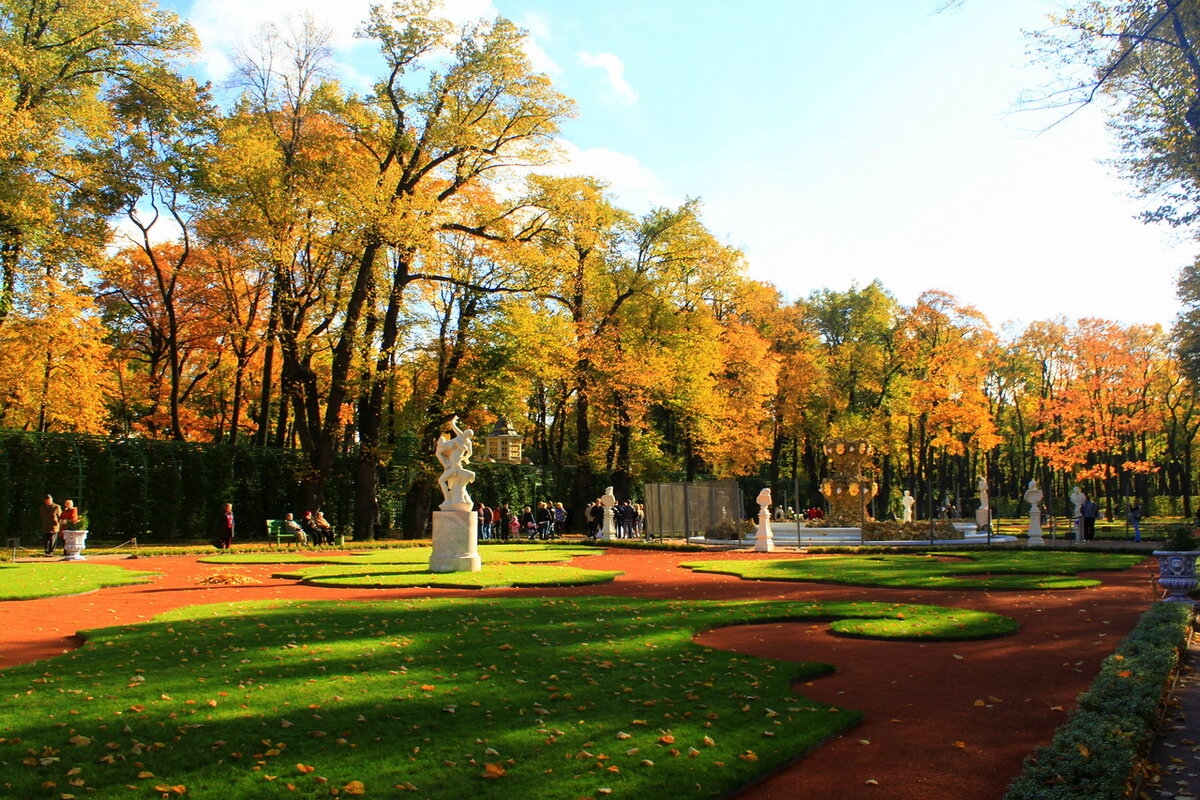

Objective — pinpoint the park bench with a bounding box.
[265,519,300,546]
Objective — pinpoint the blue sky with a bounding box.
[165,0,1194,330]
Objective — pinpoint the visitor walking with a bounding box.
[216,502,235,549]
[40,494,61,556]
[1127,502,1143,542]
[1080,495,1100,541]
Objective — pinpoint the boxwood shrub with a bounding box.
[1003,602,1192,800]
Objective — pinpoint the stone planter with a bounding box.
[61,530,88,561]
[1153,550,1199,603]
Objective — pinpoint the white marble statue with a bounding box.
[976,477,991,531]
[755,488,775,552]
[1068,485,1085,540]
[901,490,915,523]
[598,486,618,540]
[435,416,476,510]
[429,416,481,573]
[1024,479,1044,545]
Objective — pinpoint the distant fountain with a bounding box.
[819,438,878,527]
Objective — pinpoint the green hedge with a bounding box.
[1003,602,1192,800]
[0,432,356,543]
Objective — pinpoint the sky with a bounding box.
[161,0,1196,331]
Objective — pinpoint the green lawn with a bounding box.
[274,562,622,589]
[0,596,1017,799]
[0,562,158,600]
[199,544,601,566]
[682,551,1146,590]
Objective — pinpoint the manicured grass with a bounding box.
[682,551,1146,590]
[200,544,600,566]
[0,596,1017,799]
[274,562,622,589]
[0,562,158,600]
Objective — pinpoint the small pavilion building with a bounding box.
[485,417,523,463]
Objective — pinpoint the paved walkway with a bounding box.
[1145,612,1200,799]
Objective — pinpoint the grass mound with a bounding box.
[683,551,1145,590]
[0,596,1016,798]
[0,562,157,600]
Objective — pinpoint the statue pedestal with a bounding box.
[1027,509,1044,546]
[754,509,775,552]
[598,509,617,541]
[975,509,990,532]
[429,509,481,573]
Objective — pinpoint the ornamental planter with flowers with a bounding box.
[61,512,88,562]
[1153,527,1199,603]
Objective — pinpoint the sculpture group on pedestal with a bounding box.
[429,416,482,573]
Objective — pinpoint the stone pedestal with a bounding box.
[1027,510,1043,546]
[61,530,87,561]
[429,510,481,573]
[598,507,617,541]
[975,508,990,532]
[754,509,775,552]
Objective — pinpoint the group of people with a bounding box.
[213,504,336,549]
[585,498,643,538]
[475,501,567,539]
[39,494,80,556]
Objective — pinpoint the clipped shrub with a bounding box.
[1003,602,1192,800]
[702,518,755,540]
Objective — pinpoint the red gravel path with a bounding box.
[0,548,1160,800]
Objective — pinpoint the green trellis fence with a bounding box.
[0,431,385,544]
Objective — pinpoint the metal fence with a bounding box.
[643,480,744,540]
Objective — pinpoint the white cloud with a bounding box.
[577,51,638,105]
[535,141,676,211]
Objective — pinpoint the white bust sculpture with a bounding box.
[435,416,476,509]
[601,486,616,510]
[1024,479,1043,510]
[977,477,989,509]
[901,490,915,522]
[1069,486,1085,517]
[756,488,772,509]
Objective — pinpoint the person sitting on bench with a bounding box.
[282,512,307,545]
[313,511,334,545]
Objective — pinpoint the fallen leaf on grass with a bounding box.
[481,763,507,779]
[343,780,365,794]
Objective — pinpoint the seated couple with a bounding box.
[281,510,335,545]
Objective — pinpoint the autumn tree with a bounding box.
[0,0,195,321]
[893,290,1001,515]
[1034,319,1166,518]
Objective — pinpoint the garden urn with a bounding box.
[61,530,88,562]
[1153,550,1199,603]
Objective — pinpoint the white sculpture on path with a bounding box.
[901,490,915,523]
[976,477,991,531]
[1024,479,1044,546]
[435,416,476,510]
[598,486,618,540]
[1069,485,1085,540]
[755,488,775,552]
[429,416,481,573]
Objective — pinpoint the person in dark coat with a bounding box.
[216,503,235,549]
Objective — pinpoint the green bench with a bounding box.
[265,519,344,546]
[266,519,302,546]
